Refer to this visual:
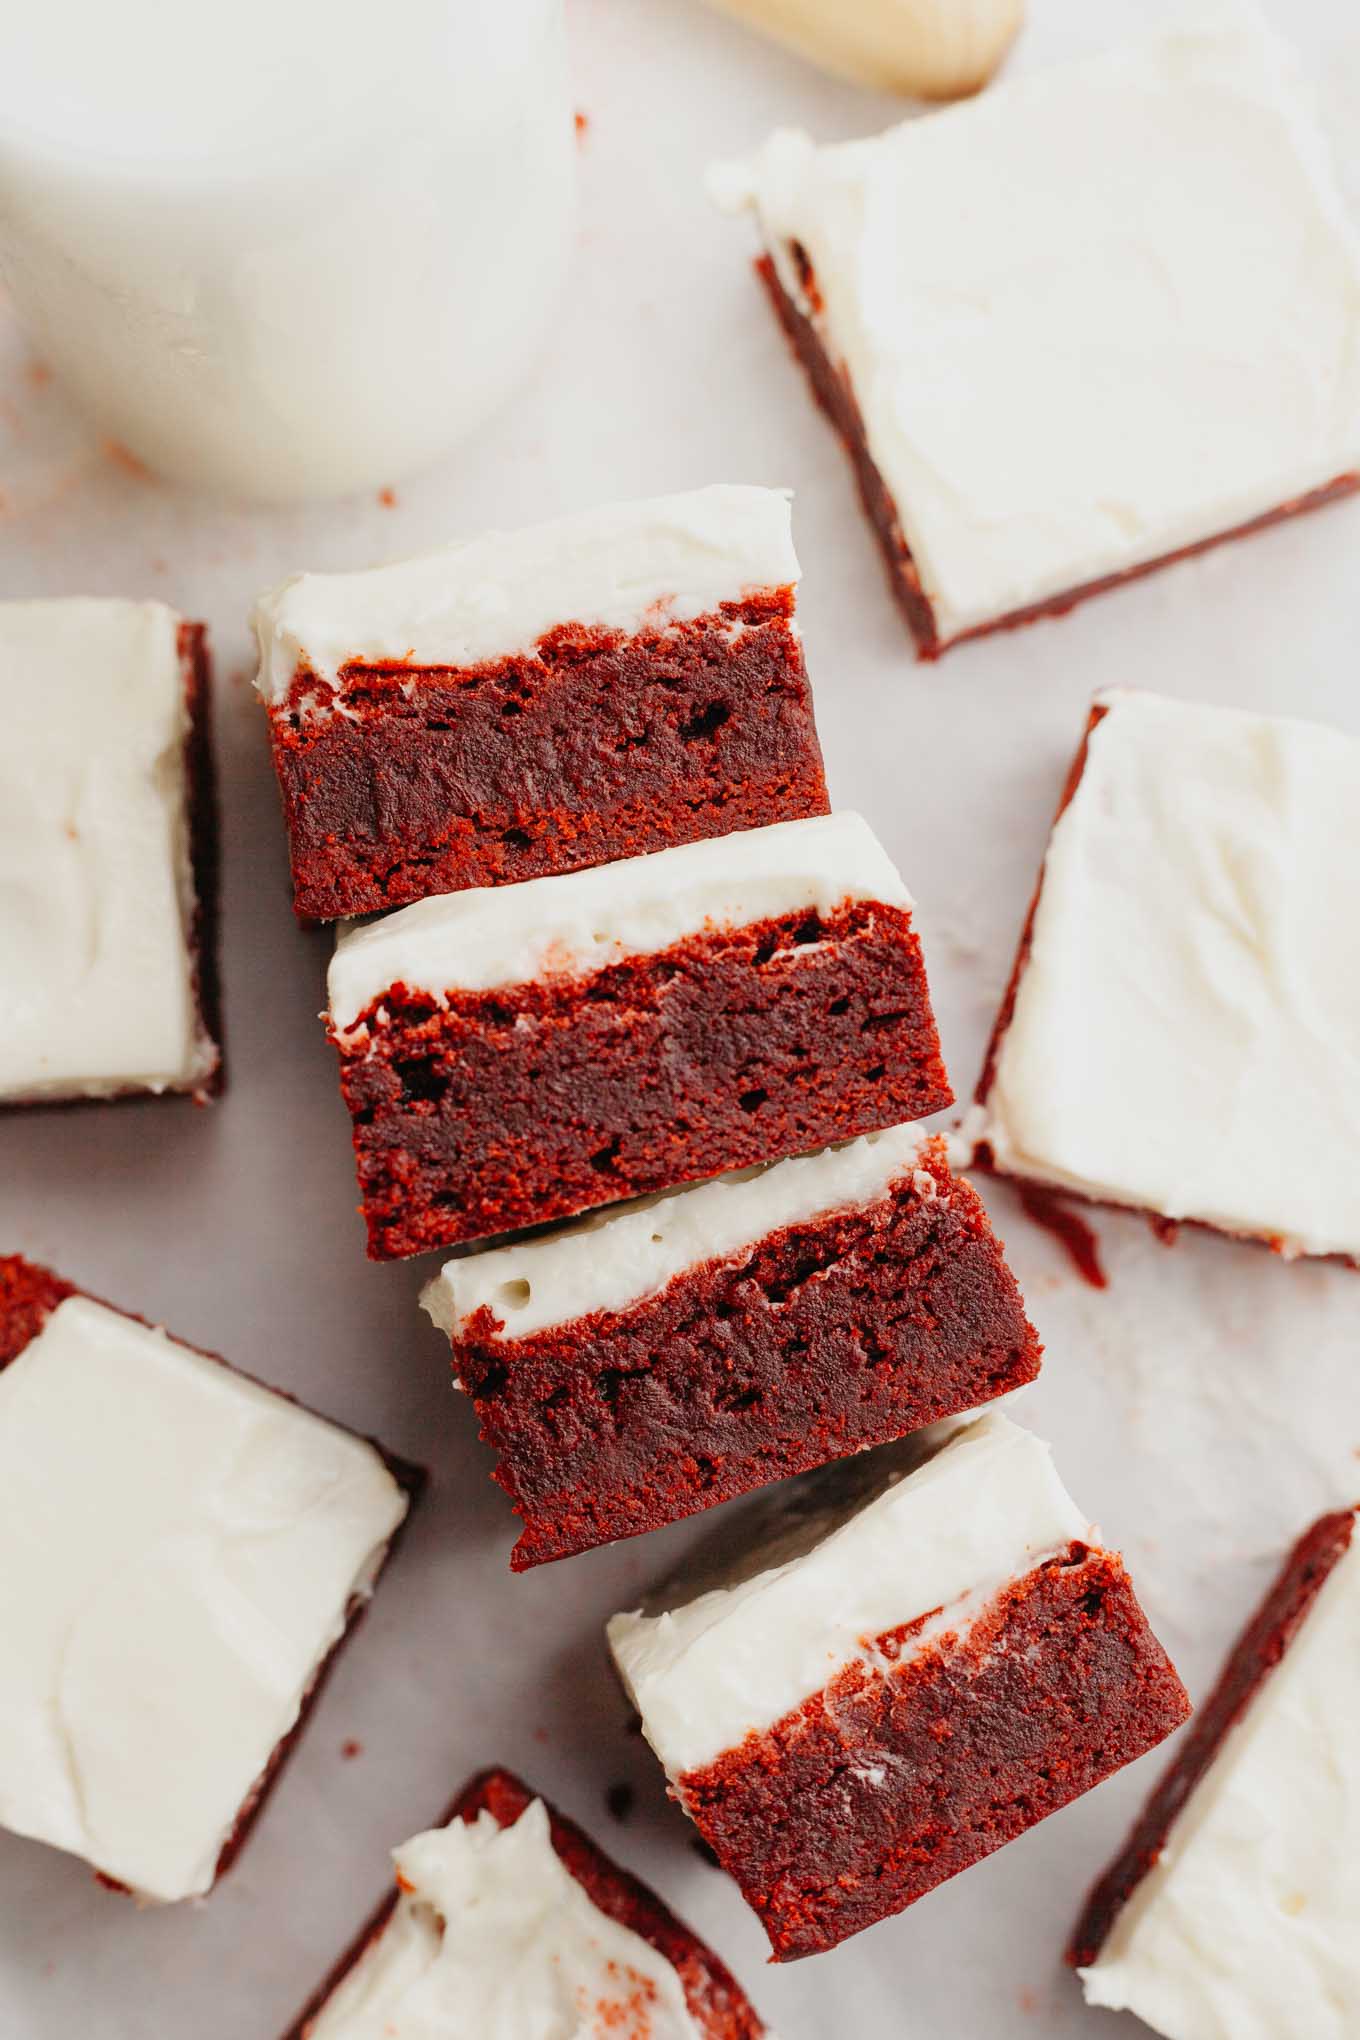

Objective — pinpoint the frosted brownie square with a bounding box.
[971,689,1360,1261]
[610,1412,1188,1959]
[254,487,828,920]
[0,1256,417,1903]
[280,1767,767,2039]
[716,16,1360,656]
[0,598,221,1102]
[327,811,951,1260]
[422,1125,1040,1567]
[1073,1507,1359,2038]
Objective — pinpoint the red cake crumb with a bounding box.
[452,1139,1039,1568]
[1016,1184,1108,1289]
[1068,1508,1357,1969]
[278,1768,767,2039]
[268,592,828,922]
[757,253,1360,661]
[679,1546,1190,1960]
[336,898,951,1260]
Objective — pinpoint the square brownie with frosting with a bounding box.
[969,688,1360,1263]
[254,486,828,921]
[714,16,1360,658]
[610,1412,1188,1960]
[327,811,951,1260]
[0,598,221,1104]
[0,1255,418,1904]
[421,1124,1040,1567]
[1072,1506,1359,2038]
[280,1766,767,2039]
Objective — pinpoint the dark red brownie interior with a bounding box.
[757,252,1359,662]
[679,1544,1190,1961]
[279,1767,767,2039]
[269,591,829,921]
[337,898,952,1261]
[180,620,225,1099]
[455,1139,1040,1569]
[1068,1507,1356,1970]
[0,1253,424,1898]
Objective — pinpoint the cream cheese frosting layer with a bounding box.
[253,484,800,702]
[422,1123,938,1342]
[0,598,215,1101]
[307,1798,702,2040]
[328,810,910,1036]
[0,1297,408,1903]
[1080,1523,1360,2040]
[608,1413,1092,1778]
[714,12,1360,641]
[975,689,1360,1260]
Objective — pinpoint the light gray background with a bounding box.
[1,2,1357,2033]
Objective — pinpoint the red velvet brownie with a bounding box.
[281,1766,767,2039]
[713,16,1360,658]
[253,486,828,921]
[969,689,1360,1263]
[327,811,951,1261]
[0,598,222,1102]
[1073,1508,1360,2038]
[610,1412,1188,1960]
[0,1255,419,1904]
[421,1124,1040,1568]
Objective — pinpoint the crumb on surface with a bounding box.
[605,1781,635,1824]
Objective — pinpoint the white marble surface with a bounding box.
[1,2,1358,2035]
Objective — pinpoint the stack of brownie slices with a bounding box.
[251,481,1190,1974]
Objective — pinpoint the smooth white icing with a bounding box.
[306,1797,703,2040]
[714,12,1360,642]
[0,1296,408,1903]
[0,598,217,1102]
[421,1123,939,1342]
[253,485,800,702]
[328,810,910,1037]
[974,689,1360,1260]
[608,1412,1092,1777]
[1080,1524,1360,2040]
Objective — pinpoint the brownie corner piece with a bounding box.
[278,1764,768,2038]
[1072,1506,1359,2035]
[718,15,1360,655]
[0,1257,414,1902]
[254,485,829,921]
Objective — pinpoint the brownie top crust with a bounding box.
[1079,1514,1360,2040]
[973,687,1360,1260]
[0,596,216,1102]
[305,1794,707,2039]
[421,1122,941,1342]
[327,810,911,1034]
[713,15,1360,640]
[608,1412,1093,1777]
[0,1293,408,1903]
[253,484,800,704]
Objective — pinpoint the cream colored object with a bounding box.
[706,0,1023,100]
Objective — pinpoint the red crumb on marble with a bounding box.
[575,110,590,140]
[340,1739,362,1761]
[101,439,150,479]
[378,487,397,508]
[25,360,52,390]
[1018,1987,1040,2015]
[1017,1184,1108,1289]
